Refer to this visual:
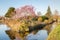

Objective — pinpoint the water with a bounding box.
[0,25,10,40]
[26,30,48,40]
[0,24,48,40]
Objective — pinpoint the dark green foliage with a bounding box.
[31,17,38,21]
[41,16,48,21]
[5,7,15,18]
[32,18,37,21]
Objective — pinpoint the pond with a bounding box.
[26,30,48,40]
[0,24,48,40]
[0,24,10,40]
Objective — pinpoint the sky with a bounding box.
[0,0,60,16]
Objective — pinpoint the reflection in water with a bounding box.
[5,30,23,40]
[5,30,15,40]
[26,30,48,40]
[5,30,48,40]
[0,25,48,40]
[0,25,10,40]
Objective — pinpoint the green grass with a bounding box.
[47,24,60,40]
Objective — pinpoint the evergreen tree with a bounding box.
[5,7,15,18]
[45,6,52,18]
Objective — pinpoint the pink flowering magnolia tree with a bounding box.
[12,5,36,19]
